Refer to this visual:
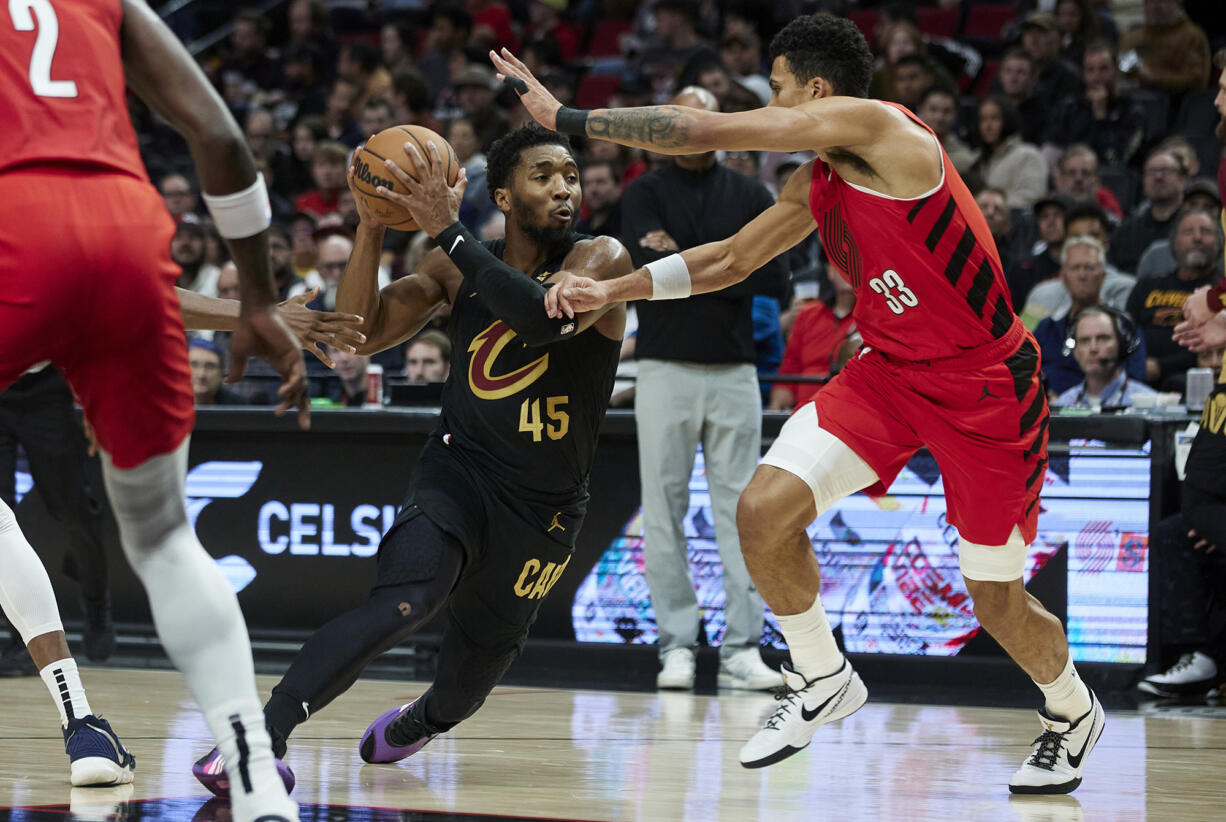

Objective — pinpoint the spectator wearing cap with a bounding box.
[1127,207,1225,389]
[451,65,508,151]
[1032,236,1149,395]
[172,217,220,298]
[189,339,246,406]
[158,173,198,223]
[1043,41,1148,171]
[1110,148,1190,273]
[1118,0,1211,94]
[719,30,770,105]
[1010,194,1070,314]
[1136,178,1222,279]
[992,48,1047,145]
[1052,144,1124,218]
[976,187,1034,276]
[972,95,1049,210]
[293,140,349,217]
[1023,202,1138,329]
[916,85,976,176]
[1020,12,1084,107]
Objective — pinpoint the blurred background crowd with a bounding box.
[137,0,1225,411]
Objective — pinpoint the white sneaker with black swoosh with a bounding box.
[1009,690,1105,794]
[739,658,867,769]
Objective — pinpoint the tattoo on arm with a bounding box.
[586,106,692,148]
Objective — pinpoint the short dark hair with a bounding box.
[363,96,393,115]
[342,42,381,75]
[1001,46,1035,68]
[918,83,959,108]
[980,95,1021,145]
[581,158,621,183]
[391,68,429,112]
[894,54,933,73]
[768,13,873,99]
[485,124,573,203]
[1065,201,1111,234]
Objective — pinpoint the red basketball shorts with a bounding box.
[0,168,193,469]
[813,336,1050,546]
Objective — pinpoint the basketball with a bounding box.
[351,125,461,231]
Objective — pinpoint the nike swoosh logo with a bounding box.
[1066,717,1098,768]
[800,681,848,722]
[449,235,465,254]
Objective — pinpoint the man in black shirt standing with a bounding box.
[620,87,786,692]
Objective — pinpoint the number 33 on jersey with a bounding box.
[868,269,919,316]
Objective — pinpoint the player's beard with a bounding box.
[516,202,576,259]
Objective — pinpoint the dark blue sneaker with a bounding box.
[64,715,135,786]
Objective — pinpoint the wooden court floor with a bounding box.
[1,668,1223,821]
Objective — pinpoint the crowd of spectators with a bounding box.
[142,0,1225,413]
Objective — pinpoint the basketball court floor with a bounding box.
[1,668,1223,821]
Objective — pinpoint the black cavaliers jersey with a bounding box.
[430,237,621,504]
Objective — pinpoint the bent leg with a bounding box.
[421,608,528,731]
[266,510,464,740]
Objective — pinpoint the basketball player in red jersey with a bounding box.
[1,2,306,819]
[495,14,1104,794]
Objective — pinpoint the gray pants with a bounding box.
[635,359,764,660]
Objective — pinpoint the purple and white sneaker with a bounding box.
[359,700,438,764]
[191,746,295,797]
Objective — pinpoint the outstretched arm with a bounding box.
[121,0,308,425]
[547,164,819,317]
[491,48,888,155]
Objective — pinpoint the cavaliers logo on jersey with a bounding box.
[467,320,549,400]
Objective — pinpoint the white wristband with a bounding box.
[645,253,692,300]
[201,173,272,239]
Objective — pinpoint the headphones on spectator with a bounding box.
[1062,305,1141,364]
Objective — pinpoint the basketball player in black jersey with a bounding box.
[192,124,631,792]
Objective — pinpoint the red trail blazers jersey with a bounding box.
[1,0,147,180]
[808,102,1025,365]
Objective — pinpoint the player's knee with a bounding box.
[965,578,1026,632]
[737,481,808,555]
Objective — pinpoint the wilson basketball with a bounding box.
[352,125,460,231]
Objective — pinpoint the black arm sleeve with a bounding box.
[436,222,577,346]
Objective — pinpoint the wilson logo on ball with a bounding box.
[355,158,395,191]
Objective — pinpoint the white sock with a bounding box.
[40,658,92,727]
[1035,654,1093,721]
[775,592,844,681]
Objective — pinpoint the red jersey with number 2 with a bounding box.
[0,0,147,180]
[809,102,1025,365]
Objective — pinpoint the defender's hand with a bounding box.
[276,287,366,368]
[1181,285,1217,328]
[377,141,468,238]
[229,308,311,429]
[545,273,609,319]
[490,47,562,130]
[1174,311,1226,352]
